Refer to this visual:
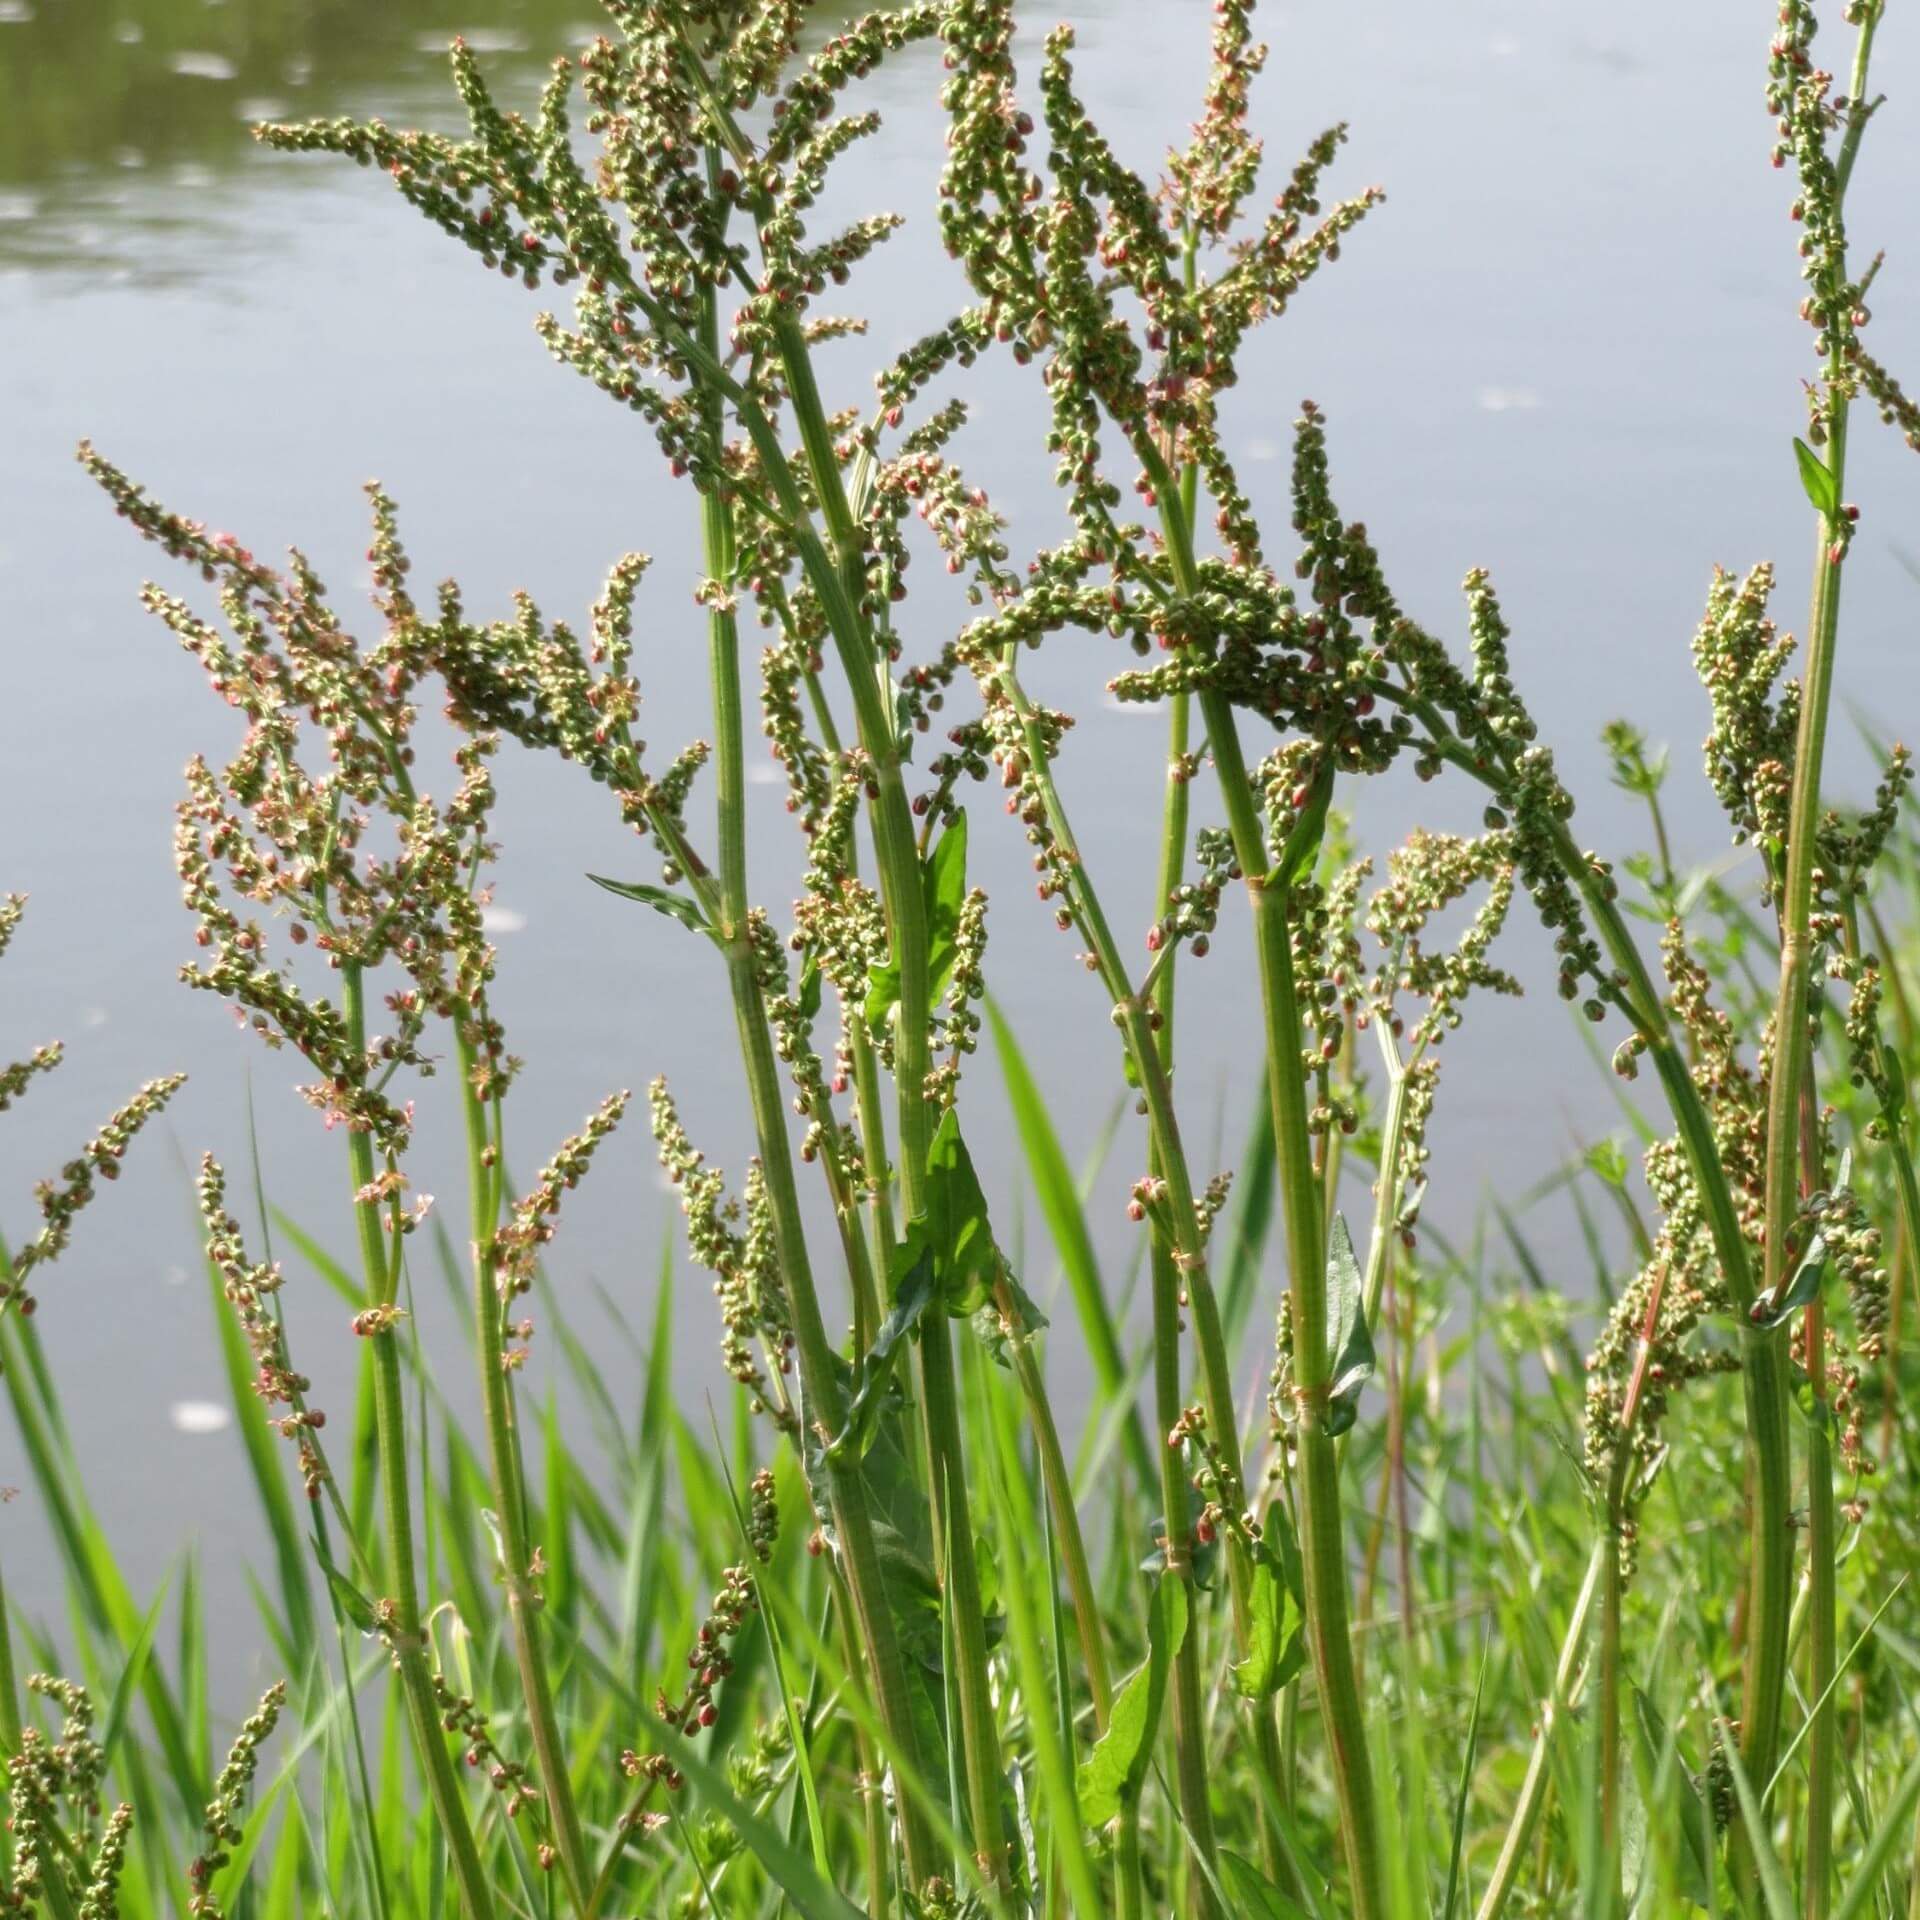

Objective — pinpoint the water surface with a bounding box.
[4,0,1917,1642]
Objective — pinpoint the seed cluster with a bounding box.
[5,1659,135,1910]
[187,1683,287,1919]
[624,1470,779,1790]
[198,1155,328,1497]
[3,1070,185,1327]
[650,1079,796,1430]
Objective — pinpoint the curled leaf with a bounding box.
[588,874,710,935]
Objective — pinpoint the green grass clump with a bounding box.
[7,2,1920,1916]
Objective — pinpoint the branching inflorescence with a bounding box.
[45,1,1920,1916]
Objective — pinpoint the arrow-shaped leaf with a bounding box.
[1324,1213,1375,1436]
[311,1535,378,1633]
[1795,436,1840,519]
[1078,1571,1187,1826]
[1231,1503,1306,1699]
[921,1107,1001,1315]
[864,813,969,1028]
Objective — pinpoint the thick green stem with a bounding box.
[1803,1319,1836,1920]
[829,1561,894,1920]
[770,306,1005,1894]
[1759,513,1846,1783]
[994,649,1267,1892]
[1761,9,1878,1843]
[455,1028,594,1915]
[1139,436,1382,1918]
[1598,1541,1624,1920]
[341,967,495,1920]
[689,281,942,1892]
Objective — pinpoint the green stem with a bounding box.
[792,659,896,1345]
[1145,500,1233,1912]
[1761,8,1879,1847]
[1383,676,1796,1828]
[454,1026,594,1915]
[848,1012,898,1324]
[689,276,942,1893]
[340,966,495,1920]
[769,304,1005,1896]
[1596,1259,1667,1919]
[1474,1542,1605,1920]
[997,1283,1113,1733]
[990,649,1236,1895]
[1803,1319,1836,1920]
[1598,1539,1624,1920]
[829,1560,894,1920]
[1140,434,1383,1919]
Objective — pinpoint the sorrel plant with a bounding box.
[4,2,1920,1917]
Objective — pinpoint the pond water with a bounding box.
[3,0,1917,1640]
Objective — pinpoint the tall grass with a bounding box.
[7,2,1920,1916]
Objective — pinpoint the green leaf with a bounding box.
[1629,1688,1713,1908]
[1078,1572,1187,1826]
[648,1720,870,1920]
[310,1537,378,1634]
[587,873,710,935]
[970,1266,1049,1370]
[1584,1138,1630,1190]
[796,954,823,1023]
[99,1577,171,1763]
[1756,1233,1828,1330]
[1276,758,1334,888]
[1219,1850,1313,1920]
[1833,1754,1920,1920]
[1442,1637,1491,1920]
[1719,1730,1796,1920]
[1794,436,1840,519]
[1139,1519,1220,1591]
[863,956,903,1030]
[1232,1504,1305,1700]
[923,809,969,1006]
[830,1239,938,1459]
[1323,1214,1375,1436]
[986,1001,1133,1421]
[920,1107,1002,1315]
[863,812,969,1028]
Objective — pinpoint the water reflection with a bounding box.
[0,0,867,274]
